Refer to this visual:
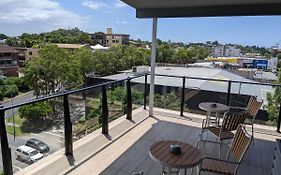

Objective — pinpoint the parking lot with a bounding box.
[0,129,65,173]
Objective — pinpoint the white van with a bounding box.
[15,145,43,163]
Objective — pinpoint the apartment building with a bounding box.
[212,45,242,57]
[15,47,39,64]
[0,45,19,76]
[105,28,130,47]
[89,32,106,47]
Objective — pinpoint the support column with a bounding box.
[149,18,158,117]
[126,79,132,120]
[102,85,109,134]
[63,95,73,155]
[0,110,13,175]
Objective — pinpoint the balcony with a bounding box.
[0,73,280,175]
[10,107,279,175]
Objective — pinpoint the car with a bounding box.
[25,138,49,153]
[15,145,43,163]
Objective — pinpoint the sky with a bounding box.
[0,0,281,47]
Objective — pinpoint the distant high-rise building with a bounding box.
[212,45,241,57]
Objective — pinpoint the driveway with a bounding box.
[1,91,35,119]
[0,129,64,173]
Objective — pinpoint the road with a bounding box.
[0,130,64,173]
[1,91,35,118]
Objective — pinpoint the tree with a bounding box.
[3,84,19,97]
[5,37,21,47]
[4,77,29,92]
[0,33,8,40]
[266,71,281,125]
[157,44,175,63]
[24,44,83,96]
[19,102,52,120]
[277,53,281,60]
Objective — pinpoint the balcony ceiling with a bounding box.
[121,0,281,18]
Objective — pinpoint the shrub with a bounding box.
[4,77,29,92]
[4,84,19,97]
[19,102,52,120]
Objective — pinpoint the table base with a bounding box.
[162,166,199,175]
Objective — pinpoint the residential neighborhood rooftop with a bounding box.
[103,66,273,101]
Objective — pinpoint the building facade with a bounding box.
[15,47,39,64]
[89,32,106,47]
[0,45,19,76]
[105,28,130,47]
[212,45,242,57]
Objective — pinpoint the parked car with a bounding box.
[15,145,43,163]
[25,138,49,153]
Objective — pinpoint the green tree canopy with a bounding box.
[24,44,83,96]
[19,102,52,120]
[277,53,281,60]
[266,71,281,125]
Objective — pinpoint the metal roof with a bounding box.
[121,0,281,18]
[103,67,273,101]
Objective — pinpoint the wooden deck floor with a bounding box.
[68,108,280,175]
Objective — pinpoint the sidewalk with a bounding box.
[1,91,34,105]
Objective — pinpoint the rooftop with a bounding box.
[103,66,273,101]
[0,45,18,53]
[55,43,87,49]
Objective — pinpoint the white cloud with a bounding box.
[0,0,89,35]
[82,0,108,10]
[82,0,127,11]
[114,1,126,8]
[115,21,128,25]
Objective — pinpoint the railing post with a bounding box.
[277,102,281,133]
[0,110,13,175]
[101,85,109,134]
[227,81,232,106]
[180,77,186,116]
[63,95,73,155]
[126,78,132,120]
[144,74,148,110]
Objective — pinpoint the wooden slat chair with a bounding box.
[244,96,263,138]
[198,124,252,175]
[201,111,248,141]
[230,96,263,138]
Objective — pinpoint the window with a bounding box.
[29,51,32,55]
[23,152,29,156]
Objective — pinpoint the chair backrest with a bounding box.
[229,124,252,162]
[221,111,248,132]
[247,96,263,117]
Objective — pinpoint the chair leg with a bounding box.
[219,141,222,158]
[251,123,254,144]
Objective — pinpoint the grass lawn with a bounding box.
[5,114,24,136]
[6,125,22,136]
[6,114,25,126]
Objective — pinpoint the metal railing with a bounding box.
[0,74,144,175]
[1,72,281,175]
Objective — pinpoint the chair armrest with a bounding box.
[197,139,230,148]
[201,156,239,165]
[197,139,231,159]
